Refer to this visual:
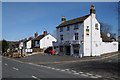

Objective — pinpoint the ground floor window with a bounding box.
[74,49,79,55]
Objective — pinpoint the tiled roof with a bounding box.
[56,14,90,28]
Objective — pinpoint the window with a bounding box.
[75,33,79,40]
[47,37,49,39]
[36,41,39,44]
[86,26,89,35]
[60,35,63,41]
[74,24,79,30]
[60,27,63,32]
[66,26,70,31]
[95,23,99,30]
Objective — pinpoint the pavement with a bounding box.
[2,51,120,80]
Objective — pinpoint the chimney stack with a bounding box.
[90,4,96,14]
[43,31,47,36]
[61,16,66,23]
[35,32,38,38]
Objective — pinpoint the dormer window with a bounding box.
[95,23,99,30]
[74,24,79,30]
[60,27,63,32]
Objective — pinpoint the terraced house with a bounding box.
[53,5,118,57]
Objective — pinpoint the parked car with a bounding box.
[44,47,55,55]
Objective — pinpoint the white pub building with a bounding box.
[53,5,118,57]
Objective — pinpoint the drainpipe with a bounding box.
[90,14,93,57]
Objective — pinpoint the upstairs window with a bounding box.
[60,35,63,41]
[74,24,79,30]
[86,26,89,36]
[60,27,63,32]
[66,26,70,31]
[75,33,79,40]
[95,23,99,30]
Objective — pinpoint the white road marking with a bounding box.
[46,66,51,69]
[13,67,19,71]
[90,76,98,78]
[81,74,89,77]
[71,70,76,73]
[79,71,83,74]
[86,73,93,76]
[65,69,70,71]
[95,75,102,77]
[73,72,79,75]
[5,63,8,66]
[55,68,60,71]
[61,69,65,72]
[32,75,41,80]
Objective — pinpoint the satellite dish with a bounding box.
[107,33,110,37]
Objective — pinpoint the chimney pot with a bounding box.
[61,16,66,23]
[43,31,47,36]
[90,4,96,14]
[35,32,38,38]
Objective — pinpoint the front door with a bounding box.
[65,46,71,55]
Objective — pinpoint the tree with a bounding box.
[2,39,9,53]
[100,22,117,40]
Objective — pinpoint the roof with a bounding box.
[34,34,49,41]
[56,14,90,28]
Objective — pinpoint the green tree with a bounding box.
[2,39,9,53]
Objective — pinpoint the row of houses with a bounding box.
[18,5,118,57]
[18,31,57,54]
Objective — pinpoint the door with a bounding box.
[65,46,71,55]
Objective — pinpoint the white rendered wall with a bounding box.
[40,34,57,48]
[26,40,32,49]
[57,23,83,43]
[83,14,102,56]
[101,42,118,54]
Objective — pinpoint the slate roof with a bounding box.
[56,14,90,28]
[34,34,49,41]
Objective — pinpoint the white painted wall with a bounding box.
[19,42,23,49]
[57,23,84,43]
[26,40,32,49]
[101,42,118,54]
[40,34,57,48]
[83,13,102,56]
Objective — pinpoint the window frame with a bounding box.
[95,23,99,30]
[75,33,79,40]
[60,27,63,32]
[60,35,63,41]
[74,24,79,30]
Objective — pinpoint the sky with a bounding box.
[2,2,118,41]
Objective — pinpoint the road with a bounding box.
[2,57,100,80]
